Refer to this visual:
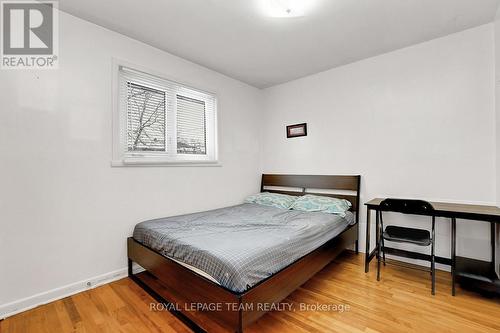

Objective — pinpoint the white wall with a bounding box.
[495,9,500,275]
[0,12,263,314]
[262,24,496,264]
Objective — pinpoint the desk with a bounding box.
[365,198,500,295]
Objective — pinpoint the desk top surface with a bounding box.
[365,198,500,221]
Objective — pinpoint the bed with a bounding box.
[127,174,361,332]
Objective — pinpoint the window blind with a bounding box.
[176,95,206,155]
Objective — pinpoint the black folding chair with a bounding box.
[377,198,436,295]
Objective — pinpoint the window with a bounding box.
[176,95,206,155]
[113,64,218,165]
[127,82,166,152]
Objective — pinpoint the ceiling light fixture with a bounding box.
[260,0,312,18]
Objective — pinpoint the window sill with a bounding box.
[111,159,222,167]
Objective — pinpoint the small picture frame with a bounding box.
[286,123,307,138]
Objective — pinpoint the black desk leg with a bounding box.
[451,217,456,296]
[365,208,371,273]
[375,210,380,259]
[376,210,381,281]
[491,222,496,274]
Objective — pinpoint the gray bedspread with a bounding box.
[133,203,354,293]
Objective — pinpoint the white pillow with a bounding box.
[244,192,297,209]
[291,194,351,217]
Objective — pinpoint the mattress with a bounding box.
[133,203,354,293]
[168,256,220,284]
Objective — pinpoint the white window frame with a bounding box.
[111,59,219,167]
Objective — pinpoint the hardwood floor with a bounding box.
[2,252,499,333]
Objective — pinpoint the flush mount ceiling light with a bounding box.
[260,0,313,18]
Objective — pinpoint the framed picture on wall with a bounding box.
[286,123,307,138]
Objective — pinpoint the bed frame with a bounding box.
[127,174,361,332]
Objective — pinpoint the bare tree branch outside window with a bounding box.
[127,82,166,152]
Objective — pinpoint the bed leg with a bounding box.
[355,240,359,254]
[128,258,133,277]
[236,299,243,333]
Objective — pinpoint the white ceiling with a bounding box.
[59,0,500,88]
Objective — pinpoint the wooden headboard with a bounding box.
[260,174,361,220]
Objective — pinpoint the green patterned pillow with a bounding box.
[244,192,297,209]
[291,194,351,217]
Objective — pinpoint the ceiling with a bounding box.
[59,0,500,88]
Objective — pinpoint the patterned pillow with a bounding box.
[291,194,351,217]
[244,192,297,209]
